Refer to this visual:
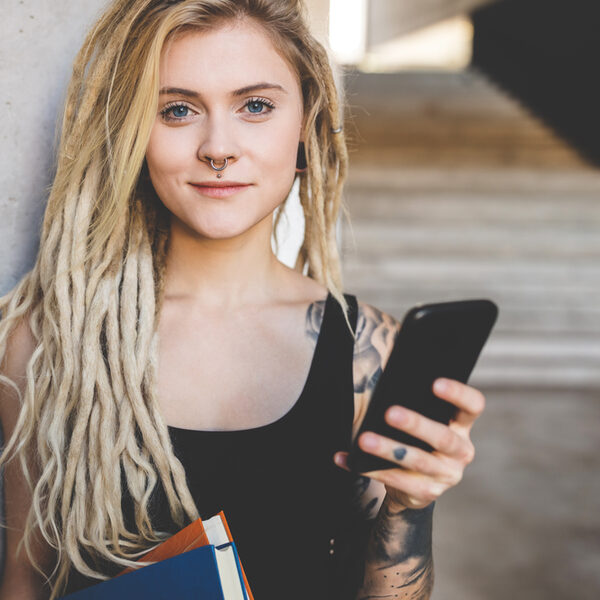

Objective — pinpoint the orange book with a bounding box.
[119,518,209,575]
[119,511,254,600]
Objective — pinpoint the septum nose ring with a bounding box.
[210,158,228,178]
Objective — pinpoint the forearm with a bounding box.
[355,497,434,600]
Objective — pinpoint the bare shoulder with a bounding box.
[1,314,37,374]
[0,315,37,424]
[349,301,401,520]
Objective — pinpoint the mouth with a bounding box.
[189,181,252,199]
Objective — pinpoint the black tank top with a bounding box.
[64,292,366,599]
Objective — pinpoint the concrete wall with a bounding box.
[0,0,107,580]
[0,1,108,297]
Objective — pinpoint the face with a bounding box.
[145,19,304,240]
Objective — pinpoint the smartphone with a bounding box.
[347,299,498,474]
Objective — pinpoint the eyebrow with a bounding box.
[159,82,288,98]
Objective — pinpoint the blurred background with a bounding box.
[1,0,599,598]
[315,0,600,598]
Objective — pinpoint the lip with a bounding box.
[189,181,252,199]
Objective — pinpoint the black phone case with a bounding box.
[347,299,498,474]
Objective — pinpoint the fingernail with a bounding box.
[434,378,448,394]
[388,406,406,422]
[333,453,348,470]
[360,433,378,450]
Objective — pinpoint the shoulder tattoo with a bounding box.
[354,303,400,396]
[304,297,327,344]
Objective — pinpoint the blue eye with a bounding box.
[172,105,189,118]
[160,103,193,122]
[244,98,275,115]
[247,101,265,113]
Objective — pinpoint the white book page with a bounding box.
[204,514,230,546]
[215,544,245,600]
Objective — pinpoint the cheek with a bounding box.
[254,131,298,201]
[145,128,190,186]
[264,122,301,204]
[256,124,300,174]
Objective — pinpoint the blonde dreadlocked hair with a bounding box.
[0,0,351,596]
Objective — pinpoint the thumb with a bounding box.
[333,451,350,471]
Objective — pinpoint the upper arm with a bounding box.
[0,317,53,599]
[350,301,401,519]
[352,300,401,442]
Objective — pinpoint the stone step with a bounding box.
[344,258,600,287]
[343,223,599,259]
[346,166,600,193]
[472,333,600,387]
[480,334,600,382]
[345,69,534,115]
[343,69,592,168]
[471,364,600,389]
[346,282,599,315]
[345,191,600,223]
[345,283,600,334]
[350,304,599,336]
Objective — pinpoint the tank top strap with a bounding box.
[310,291,358,379]
[295,291,358,451]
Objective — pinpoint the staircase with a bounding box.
[340,69,600,390]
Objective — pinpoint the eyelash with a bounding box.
[244,97,276,113]
[160,102,193,122]
[159,97,276,122]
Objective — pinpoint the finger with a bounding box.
[433,378,486,427]
[333,451,350,471]
[358,432,462,485]
[366,467,447,506]
[385,405,474,462]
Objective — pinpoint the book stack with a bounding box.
[60,511,253,600]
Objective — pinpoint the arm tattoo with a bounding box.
[352,475,380,520]
[369,502,433,567]
[350,303,400,521]
[357,501,435,599]
[350,304,433,597]
[353,302,400,397]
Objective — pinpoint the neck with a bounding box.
[162,214,286,310]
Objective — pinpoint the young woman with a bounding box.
[0,1,485,598]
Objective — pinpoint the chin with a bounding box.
[188,220,256,240]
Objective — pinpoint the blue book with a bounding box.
[60,542,247,600]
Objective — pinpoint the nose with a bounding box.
[196,110,239,169]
